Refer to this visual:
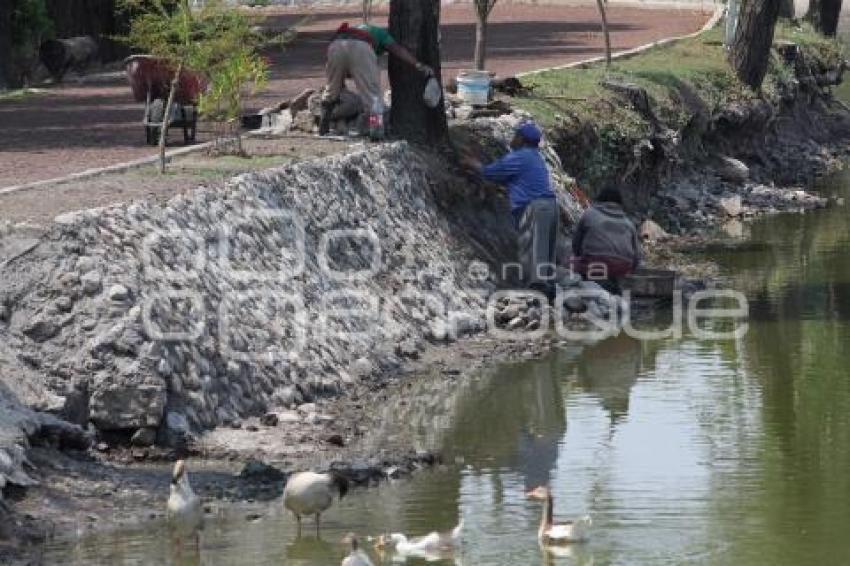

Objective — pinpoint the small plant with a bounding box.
[122,0,272,171]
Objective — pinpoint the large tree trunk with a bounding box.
[388,0,449,146]
[474,16,487,70]
[0,1,12,89]
[778,0,795,18]
[807,0,842,36]
[729,0,781,91]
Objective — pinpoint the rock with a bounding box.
[22,316,60,342]
[108,284,129,302]
[719,195,743,217]
[297,402,317,415]
[55,296,74,313]
[80,270,102,295]
[396,338,421,359]
[89,382,166,430]
[130,427,157,447]
[277,410,300,423]
[717,156,749,183]
[239,458,286,482]
[639,219,668,242]
[563,295,587,313]
[325,434,345,447]
[506,316,525,330]
[351,357,373,378]
[384,466,402,479]
[259,412,279,427]
[290,110,316,133]
[288,88,315,117]
[246,424,259,432]
[95,442,109,452]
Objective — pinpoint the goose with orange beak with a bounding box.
[526,486,591,544]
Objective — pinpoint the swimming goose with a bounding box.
[283,471,349,537]
[166,460,203,545]
[376,520,463,557]
[341,533,374,566]
[526,486,591,544]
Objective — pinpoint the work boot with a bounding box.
[318,100,336,136]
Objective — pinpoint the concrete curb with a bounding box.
[517,2,724,78]
[1,3,724,197]
[0,139,220,197]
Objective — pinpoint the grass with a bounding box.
[512,20,847,188]
[0,87,49,102]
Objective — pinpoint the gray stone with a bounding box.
[108,284,129,302]
[717,156,750,183]
[22,316,60,342]
[259,412,279,427]
[130,427,157,447]
[89,382,166,430]
[719,195,743,217]
[80,271,102,295]
[639,219,668,242]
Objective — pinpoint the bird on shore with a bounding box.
[283,471,349,537]
[167,459,203,549]
[375,520,463,558]
[526,486,591,544]
[341,533,374,566]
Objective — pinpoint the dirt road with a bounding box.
[0,3,711,189]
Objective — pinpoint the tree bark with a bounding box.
[729,0,781,91]
[594,0,612,67]
[806,0,842,36]
[388,0,449,146]
[474,16,487,70]
[159,62,183,174]
[0,1,12,89]
[778,0,795,18]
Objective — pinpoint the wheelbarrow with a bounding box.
[124,55,207,146]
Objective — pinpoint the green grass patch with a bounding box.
[0,87,49,102]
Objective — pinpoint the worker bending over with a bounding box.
[321,22,433,135]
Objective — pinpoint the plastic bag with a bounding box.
[422,77,442,108]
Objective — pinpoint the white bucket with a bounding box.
[457,70,491,106]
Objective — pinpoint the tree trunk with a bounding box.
[159,62,183,174]
[807,0,842,35]
[595,0,612,67]
[778,0,795,18]
[729,0,781,91]
[388,0,449,146]
[474,16,487,70]
[0,1,11,89]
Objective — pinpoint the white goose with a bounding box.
[526,486,591,544]
[377,520,463,558]
[283,471,349,537]
[166,460,203,545]
[341,533,375,566]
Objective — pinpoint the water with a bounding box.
[43,170,850,564]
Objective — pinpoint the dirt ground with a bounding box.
[0,2,712,191]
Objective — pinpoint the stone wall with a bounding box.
[0,118,580,447]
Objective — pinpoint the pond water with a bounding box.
[43,170,850,565]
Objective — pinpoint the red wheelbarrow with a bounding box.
[124,55,207,146]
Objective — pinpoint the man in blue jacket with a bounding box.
[462,122,559,299]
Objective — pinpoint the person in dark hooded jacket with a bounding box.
[571,187,641,288]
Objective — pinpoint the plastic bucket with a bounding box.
[457,70,491,106]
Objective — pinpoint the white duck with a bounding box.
[166,460,203,545]
[341,533,375,566]
[283,471,349,537]
[377,520,463,558]
[526,486,591,544]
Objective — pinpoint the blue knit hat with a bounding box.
[515,122,542,146]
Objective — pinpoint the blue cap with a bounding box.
[515,122,542,146]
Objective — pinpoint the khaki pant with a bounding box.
[324,39,382,112]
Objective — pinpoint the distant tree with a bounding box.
[473,0,497,71]
[362,0,373,22]
[594,0,612,67]
[123,0,269,171]
[806,0,843,36]
[728,0,781,90]
[388,0,449,146]
[778,0,795,18]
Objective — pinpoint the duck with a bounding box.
[341,533,374,566]
[526,486,591,544]
[166,460,203,545]
[376,520,463,557]
[283,471,349,537]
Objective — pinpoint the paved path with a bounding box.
[0,2,712,189]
